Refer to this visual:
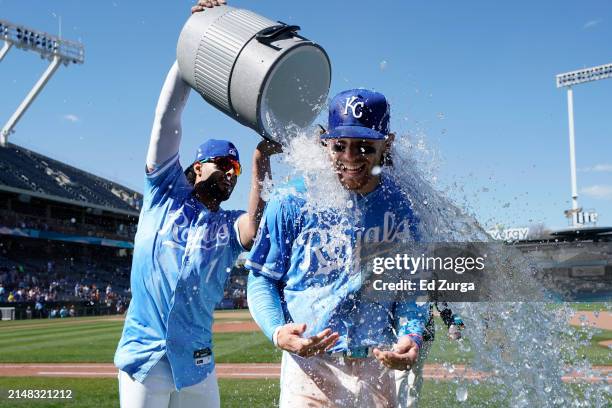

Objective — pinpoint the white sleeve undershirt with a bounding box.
[145,61,191,171]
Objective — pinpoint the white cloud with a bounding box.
[581,185,612,200]
[580,163,612,172]
[583,19,602,29]
[62,114,80,123]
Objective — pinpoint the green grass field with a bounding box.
[0,306,609,407]
[2,311,608,366]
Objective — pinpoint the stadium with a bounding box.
[1,3,611,408]
[0,141,608,407]
[0,142,250,320]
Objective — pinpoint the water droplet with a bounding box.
[379,60,388,71]
[456,386,468,402]
[371,166,382,176]
[346,200,354,209]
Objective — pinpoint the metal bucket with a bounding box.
[177,5,331,141]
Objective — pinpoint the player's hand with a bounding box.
[191,0,226,14]
[276,323,339,357]
[373,335,419,371]
[256,139,283,157]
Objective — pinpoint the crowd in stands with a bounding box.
[0,218,250,318]
[0,245,132,318]
[0,209,136,242]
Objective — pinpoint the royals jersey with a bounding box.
[246,175,428,352]
[114,155,244,389]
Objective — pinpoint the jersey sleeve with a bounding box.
[394,301,430,348]
[142,154,191,211]
[245,195,296,281]
[246,271,285,342]
[227,210,247,255]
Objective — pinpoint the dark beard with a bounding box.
[193,177,231,203]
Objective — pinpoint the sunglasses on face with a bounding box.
[329,142,378,155]
[200,156,242,176]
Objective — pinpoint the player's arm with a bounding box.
[145,1,228,173]
[145,61,190,173]
[374,301,429,370]
[246,271,285,341]
[236,141,282,250]
[246,272,338,356]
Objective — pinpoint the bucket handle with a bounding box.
[256,23,301,45]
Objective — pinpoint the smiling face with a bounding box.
[324,136,393,194]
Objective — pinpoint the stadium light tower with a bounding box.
[0,19,84,146]
[556,62,612,227]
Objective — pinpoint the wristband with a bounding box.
[272,326,282,348]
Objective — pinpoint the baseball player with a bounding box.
[245,89,429,407]
[113,2,280,407]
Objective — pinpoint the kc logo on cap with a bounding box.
[343,96,365,119]
[321,89,390,140]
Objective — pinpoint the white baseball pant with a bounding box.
[279,351,397,407]
[118,356,220,408]
[394,339,432,408]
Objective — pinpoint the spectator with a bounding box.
[69,305,76,317]
[7,291,14,302]
[35,300,44,318]
[59,306,68,318]
[26,306,32,319]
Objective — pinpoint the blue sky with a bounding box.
[1,0,611,230]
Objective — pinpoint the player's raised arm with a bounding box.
[145,61,190,173]
[237,140,282,249]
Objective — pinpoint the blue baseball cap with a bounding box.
[321,89,390,140]
[194,139,240,164]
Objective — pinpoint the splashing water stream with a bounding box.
[262,124,610,406]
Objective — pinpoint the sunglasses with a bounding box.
[329,142,378,155]
[200,156,242,176]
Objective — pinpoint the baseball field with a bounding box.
[0,304,609,407]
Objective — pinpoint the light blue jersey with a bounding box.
[246,175,428,353]
[114,155,244,389]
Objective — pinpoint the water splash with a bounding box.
[272,125,610,406]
